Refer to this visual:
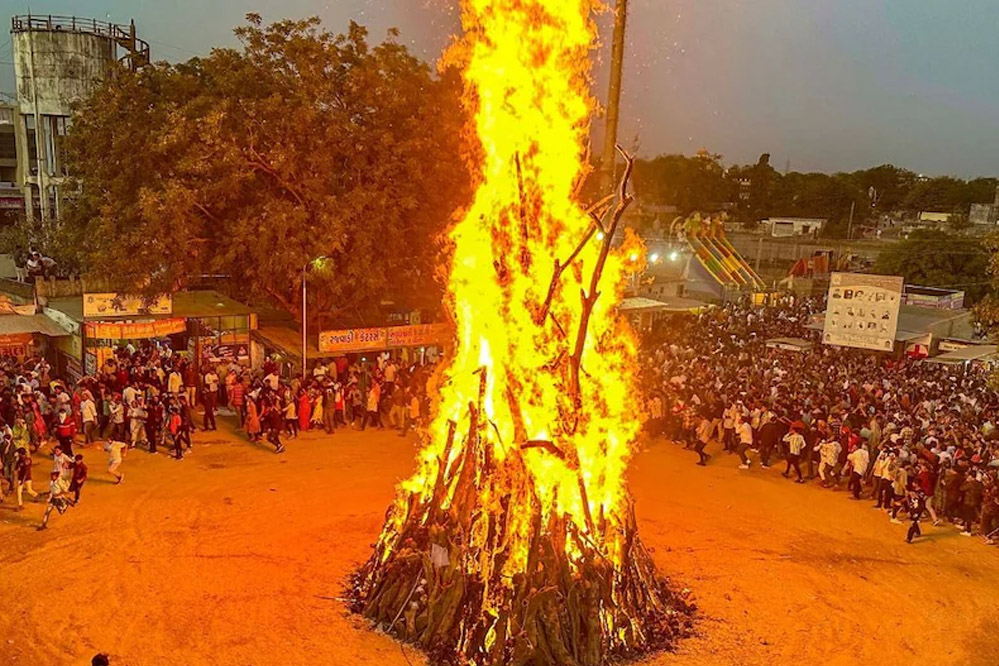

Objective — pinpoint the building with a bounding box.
[761,217,826,237]
[7,14,149,221]
[969,186,999,226]
[917,211,951,225]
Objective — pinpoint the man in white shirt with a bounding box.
[168,368,183,396]
[736,416,753,470]
[816,438,842,488]
[52,445,73,482]
[782,427,806,483]
[202,370,219,431]
[104,439,128,484]
[80,393,98,444]
[847,444,870,499]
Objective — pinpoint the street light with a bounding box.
[302,256,328,377]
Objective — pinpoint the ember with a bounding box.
[349,1,694,663]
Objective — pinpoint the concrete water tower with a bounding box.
[10,15,150,221]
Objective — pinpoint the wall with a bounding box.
[13,30,115,116]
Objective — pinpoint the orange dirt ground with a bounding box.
[1,420,997,666]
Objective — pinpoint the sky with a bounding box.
[2,0,998,177]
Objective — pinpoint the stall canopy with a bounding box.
[0,313,71,337]
[765,337,815,352]
[927,345,998,366]
[253,325,336,362]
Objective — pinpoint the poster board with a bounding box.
[823,273,903,352]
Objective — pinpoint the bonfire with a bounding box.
[349,1,694,663]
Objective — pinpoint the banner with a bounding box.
[85,318,187,341]
[319,323,450,354]
[823,273,903,352]
[318,327,387,353]
[386,323,450,348]
[83,293,173,318]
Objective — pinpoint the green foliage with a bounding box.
[633,151,730,212]
[873,229,988,303]
[63,16,469,323]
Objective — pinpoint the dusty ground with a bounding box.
[1,420,997,666]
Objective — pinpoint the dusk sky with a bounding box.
[3,0,997,177]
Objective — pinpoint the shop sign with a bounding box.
[318,327,387,353]
[85,318,187,340]
[83,293,173,318]
[386,323,449,348]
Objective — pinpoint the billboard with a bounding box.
[83,293,173,318]
[823,273,903,352]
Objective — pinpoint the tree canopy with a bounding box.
[630,150,998,238]
[873,229,989,303]
[60,15,469,324]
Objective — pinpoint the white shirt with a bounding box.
[105,440,127,464]
[204,372,219,392]
[783,432,806,455]
[123,386,137,407]
[265,373,280,391]
[737,422,753,445]
[847,448,870,476]
[81,398,97,423]
[52,452,73,478]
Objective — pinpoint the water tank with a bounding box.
[11,15,149,116]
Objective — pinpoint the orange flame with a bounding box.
[396,0,643,568]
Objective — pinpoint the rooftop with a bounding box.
[0,313,70,337]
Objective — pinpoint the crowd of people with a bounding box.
[643,296,999,546]
[5,296,999,549]
[0,342,432,531]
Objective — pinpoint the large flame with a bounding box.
[397,0,643,569]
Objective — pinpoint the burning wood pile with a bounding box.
[349,1,694,664]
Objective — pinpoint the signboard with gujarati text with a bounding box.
[83,293,173,318]
[318,327,387,354]
[823,273,903,352]
[85,318,187,341]
[319,323,450,354]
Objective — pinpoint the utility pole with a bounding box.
[600,0,629,191]
[847,200,856,240]
[302,264,308,377]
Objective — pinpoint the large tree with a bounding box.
[62,15,469,324]
[874,229,989,303]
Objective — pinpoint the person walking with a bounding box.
[80,391,98,445]
[693,410,712,466]
[128,398,148,450]
[230,378,246,428]
[782,426,806,483]
[53,408,76,457]
[68,453,88,504]
[735,414,753,470]
[245,397,262,443]
[906,488,927,544]
[264,398,285,454]
[14,447,38,510]
[167,407,185,460]
[202,369,219,431]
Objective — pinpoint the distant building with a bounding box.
[918,211,951,224]
[969,185,999,226]
[6,15,149,221]
[761,217,826,237]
